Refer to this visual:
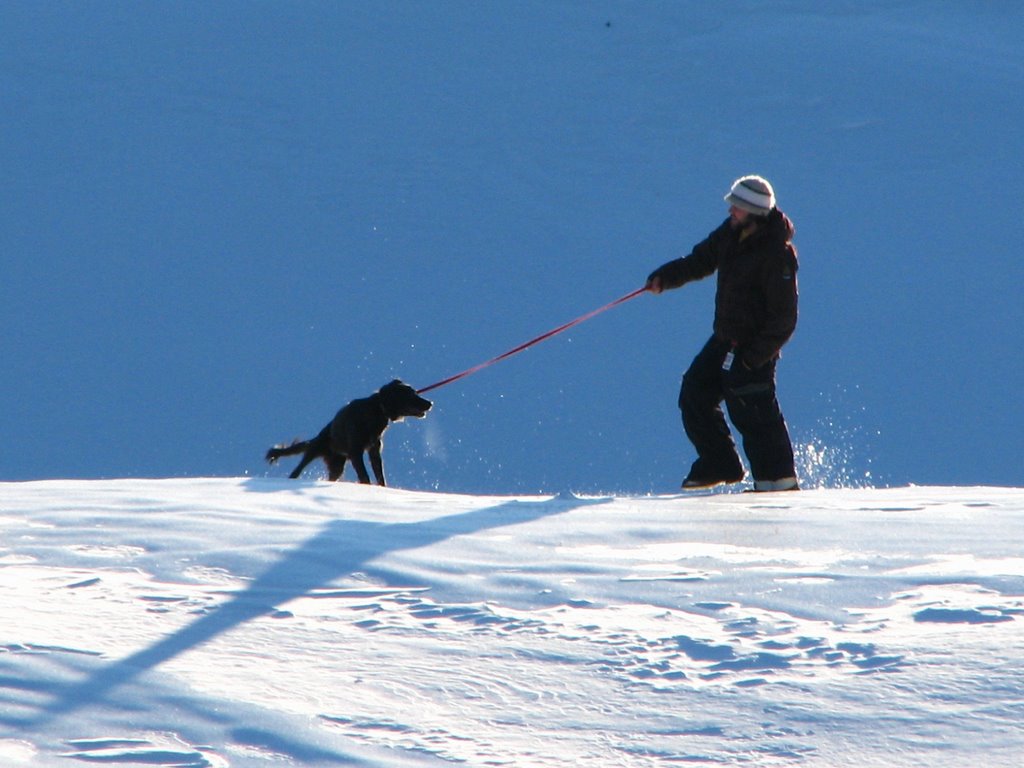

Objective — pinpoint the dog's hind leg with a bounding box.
[289,451,319,479]
[326,455,347,481]
[349,452,373,484]
[283,427,332,479]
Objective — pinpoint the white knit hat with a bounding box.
[724,175,775,216]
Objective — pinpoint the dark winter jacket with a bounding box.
[649,208,798,369]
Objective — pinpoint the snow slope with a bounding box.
[2,479,1022,766]
[2,3,1022,491]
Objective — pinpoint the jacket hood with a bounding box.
[765,208,795,244]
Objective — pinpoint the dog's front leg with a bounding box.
[350,451,373,484]
[369,442,386,487]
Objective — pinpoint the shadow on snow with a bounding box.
[24,489,609,730]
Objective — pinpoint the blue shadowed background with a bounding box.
[2,2,1021,492]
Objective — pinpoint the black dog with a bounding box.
[266,379,432,485]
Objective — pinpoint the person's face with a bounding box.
[729,205,751,228]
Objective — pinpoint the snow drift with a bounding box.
[2,479,1022,766]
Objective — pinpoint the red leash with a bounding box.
[417,286,649,395]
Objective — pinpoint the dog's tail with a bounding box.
[265,440,310,464]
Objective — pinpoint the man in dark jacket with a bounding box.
[646,175,799,492]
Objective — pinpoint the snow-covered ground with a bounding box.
[2,479,1021,766]
[4,4,1020,762]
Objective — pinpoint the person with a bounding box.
[645,175,799,492]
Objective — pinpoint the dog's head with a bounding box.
[378,379,432,421]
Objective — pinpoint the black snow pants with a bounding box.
[678,336,796,483]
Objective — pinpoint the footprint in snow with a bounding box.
[914,607,1015,624]
[62,738,221,767]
